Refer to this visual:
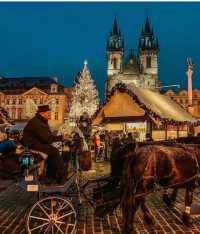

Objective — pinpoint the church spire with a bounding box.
[144,16,152,34]
[113,16,119,35]
[138,15,159,51]
[107,16,124,51]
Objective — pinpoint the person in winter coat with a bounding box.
[22,105,66,184]
[93,131,101,161]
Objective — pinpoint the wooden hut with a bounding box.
[93,83,199,141]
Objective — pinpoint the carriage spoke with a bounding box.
[55,220,66,225]
[56,201,69,215]
[27,197,76,234]
[57,211,75,220]
[55,223,62,234]
[51,198,54,215]
[37,203,50,218]
[29,215,49,222]
[44,224,52,234]
[30,222,49,231]
[54,223,64,234]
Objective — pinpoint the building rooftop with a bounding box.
[0,76,65,94]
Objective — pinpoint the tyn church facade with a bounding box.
[105,16,160,96]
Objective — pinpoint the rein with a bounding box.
[133,173,200,199]
[132,144,200,199]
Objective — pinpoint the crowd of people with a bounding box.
[92,130,136,161]
[0,104,140,186]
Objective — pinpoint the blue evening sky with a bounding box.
[0,2,199,100]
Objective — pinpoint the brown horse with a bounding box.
[120,143,200,233]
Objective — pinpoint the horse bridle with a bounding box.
[131,145,200,199]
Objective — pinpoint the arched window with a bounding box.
[146,57,151,68]
[113,58,117,69]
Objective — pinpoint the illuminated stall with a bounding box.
[93,83,199,141]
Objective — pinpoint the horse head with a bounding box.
[110,141,137,178]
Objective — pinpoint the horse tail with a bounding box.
[121,153,136,232]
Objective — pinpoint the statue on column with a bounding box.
[186,58,195,136]
[186,58,193,107]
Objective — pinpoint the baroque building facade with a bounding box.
[0,77,71,129]
[164,89,200,118]
[105,16,160,96]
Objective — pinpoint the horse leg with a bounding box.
[122,198,140,234]
[163,188,172,207]
[163,188,178,207]
[141,197,155,225]
[183,187,193,226]
[170,187,178,205]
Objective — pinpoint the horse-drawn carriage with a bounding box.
[17,146,119,234]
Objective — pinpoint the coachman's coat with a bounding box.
[22,113,65,181]
[22,113,62,151]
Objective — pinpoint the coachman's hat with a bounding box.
[37,105,50,113]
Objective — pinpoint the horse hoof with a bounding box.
[163,194,172,207]
[183,213,193,226]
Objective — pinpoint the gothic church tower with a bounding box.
[105,16,160,97]
[105,17,124,94]
[138,16,160,89]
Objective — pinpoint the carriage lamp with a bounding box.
[19,151,34,170]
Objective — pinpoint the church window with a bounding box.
[146,57,151,68]
[7,99,9,105]
[12,99,16,105]
[113,58,117,69]
[19,99,22,105]
[145,37,148,46]
[56,99,59,105]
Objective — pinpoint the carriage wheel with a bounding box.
[26,196,77,234]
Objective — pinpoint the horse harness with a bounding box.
[133,144,200,199]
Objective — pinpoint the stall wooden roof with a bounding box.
[93,83,197,126]
[128,84,196,122]
[93,91,146,125]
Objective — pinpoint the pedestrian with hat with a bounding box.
[22,104,66,184]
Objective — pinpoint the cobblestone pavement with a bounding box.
[0,161,200,234]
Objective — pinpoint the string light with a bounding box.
[93,83,200,127]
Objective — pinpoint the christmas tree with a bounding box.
[69,60,99,125]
